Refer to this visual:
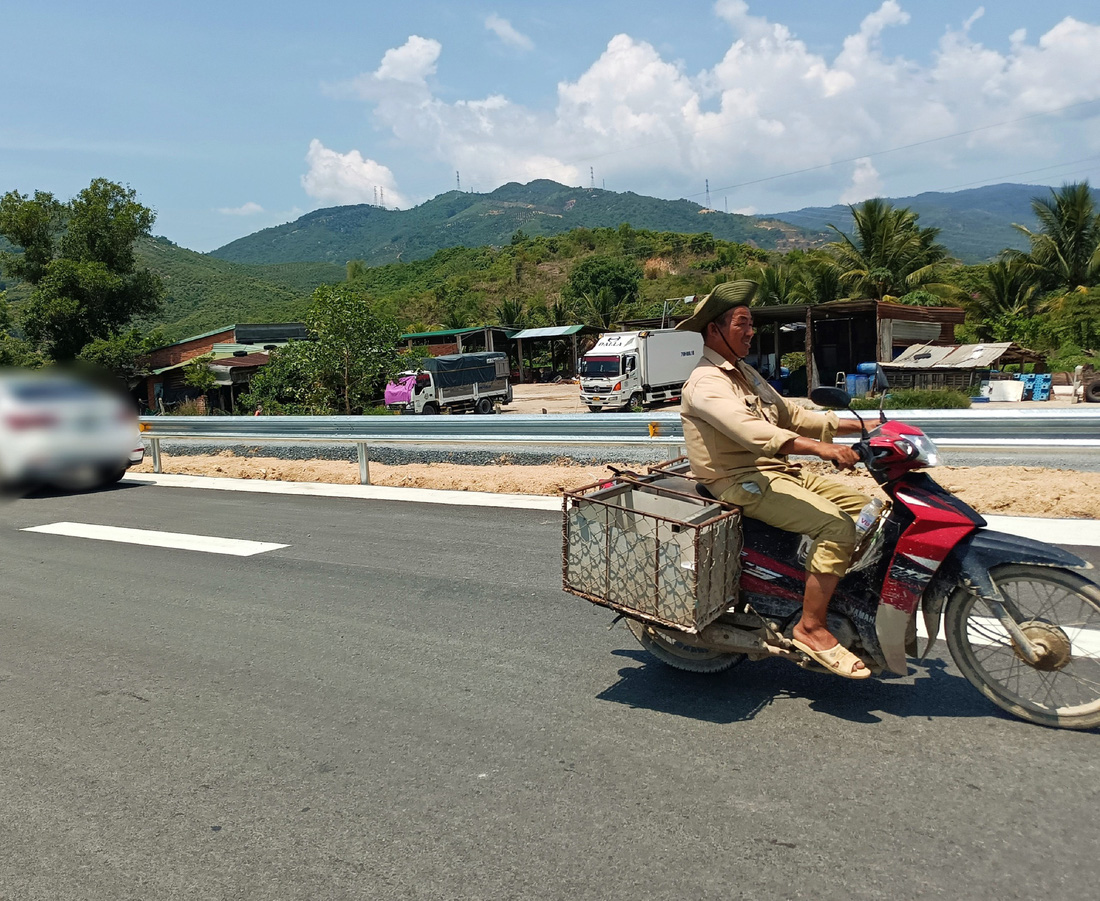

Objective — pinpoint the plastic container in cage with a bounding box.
[562,469,742,633]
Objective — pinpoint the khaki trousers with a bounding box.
[718,470,870,578]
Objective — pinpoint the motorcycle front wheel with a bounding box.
[945,564,1100,730]
[625,620,745,674]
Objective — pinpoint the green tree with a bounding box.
[182,353,219,396]
[0,292,44,368]
[77,327,168,386]
[1012,181,1100,291]
[242,284,402,415]
[307,284,402,414]
[0,179,163,360]
[826,198,954,301]
[562,254,643,310]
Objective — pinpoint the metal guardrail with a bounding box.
[139,408,1100,485]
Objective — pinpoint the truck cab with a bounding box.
[578,329,701,412]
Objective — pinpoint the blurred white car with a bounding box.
[0,368,144,492]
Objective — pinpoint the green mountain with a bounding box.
[768,183,1100,264]
[210,180,821,266]
[132,238,344,341]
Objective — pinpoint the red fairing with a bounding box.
[880,480,980,613]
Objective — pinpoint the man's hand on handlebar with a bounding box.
[817,442,861,471]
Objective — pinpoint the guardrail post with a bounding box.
[151,438,162,474]
[357,442,370,485]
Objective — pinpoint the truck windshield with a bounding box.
[580,355,621,377]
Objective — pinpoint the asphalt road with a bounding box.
[2,484,1098,901]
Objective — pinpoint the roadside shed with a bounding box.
[508,324,602,382]
[881,342,1044,392]
[398,326,515,356]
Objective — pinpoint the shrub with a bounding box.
[850,388,971,410]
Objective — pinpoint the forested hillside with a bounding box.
[132,238,345,340]
[210,180,818,267]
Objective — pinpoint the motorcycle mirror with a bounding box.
[809,386,851,409]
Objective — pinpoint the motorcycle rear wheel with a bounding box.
[626,620,745,674]
[945,565,1100,730]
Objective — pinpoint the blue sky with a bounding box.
[3,1,1098,252]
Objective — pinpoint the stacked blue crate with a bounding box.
[1033,373,1052,401]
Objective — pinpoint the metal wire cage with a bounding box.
[562,470,742,633]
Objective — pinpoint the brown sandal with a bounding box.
[791,639,871,680]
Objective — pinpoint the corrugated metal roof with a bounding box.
[400,326,517,340]
[886,343,1014,369]
[510,325,596,339]
[210,353,269,368]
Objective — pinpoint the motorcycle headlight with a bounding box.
[894,434,940,467]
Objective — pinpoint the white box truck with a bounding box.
[578,329,703,412]
[385,352,512,415]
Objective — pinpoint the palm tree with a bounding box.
[791,253,843,306]
[496,298,526,328]
[1012,181,1100,291]
[582,287,622,329]
[827,198,954,301]
[747,263,801,306]
[966,257,1043,340]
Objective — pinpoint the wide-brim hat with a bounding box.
[674,280,757,332]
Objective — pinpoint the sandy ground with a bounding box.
[133,384,1100,518]
[130,454,1100,520]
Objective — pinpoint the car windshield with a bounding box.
[580,355,621,377]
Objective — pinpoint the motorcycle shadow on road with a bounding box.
[597,650,1001,726]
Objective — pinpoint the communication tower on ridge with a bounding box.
[705,179,711,210]
[456,171,461,192]
[590,167,595,189]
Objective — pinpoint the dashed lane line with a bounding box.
[21,522,288,557]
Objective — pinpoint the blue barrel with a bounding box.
[845,374,871,397]
[856,362,878,375]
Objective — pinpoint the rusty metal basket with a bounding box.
[562,467,742,634]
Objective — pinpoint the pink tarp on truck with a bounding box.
[384,375,416,406]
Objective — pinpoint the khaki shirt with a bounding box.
[680,347,839,497]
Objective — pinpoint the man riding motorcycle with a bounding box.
[676,280,883,679]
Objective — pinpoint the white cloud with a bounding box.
[301,139,408,208]
[376,35,441,85]
[333,6,1100,213]
[839,158,884,205]
[218,202,265,216]
[485,14,533,51]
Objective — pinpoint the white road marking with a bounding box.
[982,515,1100,548]
[122,472,562,511]
[21,522,288,557]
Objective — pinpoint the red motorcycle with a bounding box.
[563,386,1100,730]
